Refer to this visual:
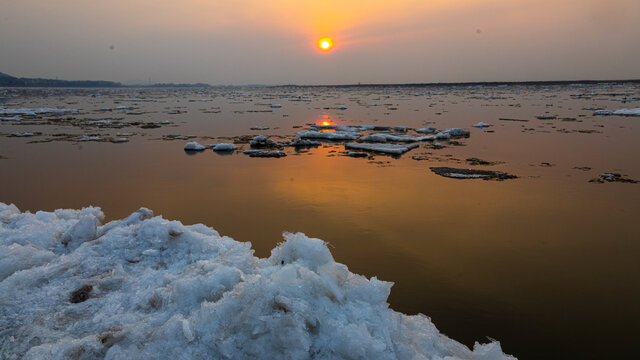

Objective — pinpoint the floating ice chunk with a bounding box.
[76,136,104,142]
[435,132,451,140]
[536,115,556,120]
[297,130,362,141]
[595,108,640,116]
[213,143,237,152]
[270,104,282,108]
[0,107,78,116]
[0,204,515,360]
[1,115,22,121]
[115,105,134,110]
[250,126,269,130]
[393,126,408,132]
[335,106,348,110]
[289,137,321,147]
[10,132,35,137]
[110,138,129,143]
[361,133,431,143]
[184,141,206,151]
[473,122,492,128]
[250,135,281,148]
[415,127,437,134]
[430,167,517,180]
[244,150,286,158]
[442,128,470,137]
[345,142,419,155]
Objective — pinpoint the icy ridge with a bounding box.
[0,203,514,360]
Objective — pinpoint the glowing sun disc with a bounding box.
[318,38,333,51]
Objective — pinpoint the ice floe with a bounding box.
[0,203,515,360]
[415,127,438,134]
[430,167,517,180]
[184,141,206,151]
[244,150,287,158]
[473,122,492,128]
[345,143,419,155]
[296,130,362,141]
[360,133,431,143]
[213,143,238,152]
[0,107,78,116]
[593,108,640,116]
[442,128,470,137]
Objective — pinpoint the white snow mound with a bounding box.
[0,203,515,360]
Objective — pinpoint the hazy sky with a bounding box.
[1,0,639,85]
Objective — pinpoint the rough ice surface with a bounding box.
[297,130,363,141]
[594,108,640,116]
[213,143,238,152]
[345,143,419,155]
[360,134,431,143]
[435,132,451,140]
[0,203,514,360]
[415,127,438,134]
[0,107,78,116]
[442,128,470,137]
[184,141,206,151]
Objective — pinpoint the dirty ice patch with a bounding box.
[0,203,515,360]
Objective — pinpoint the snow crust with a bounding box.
[0,203,515,360]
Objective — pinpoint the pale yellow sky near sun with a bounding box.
[0,0,638,84]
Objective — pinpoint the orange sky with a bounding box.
[0,0,638,84]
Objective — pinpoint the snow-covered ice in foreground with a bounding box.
[0,203,515,360]
[184,141,206,151]
[345,142,419,155]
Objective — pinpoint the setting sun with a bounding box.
[318,37,333,51]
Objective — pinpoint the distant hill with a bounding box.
[0,72,122,87]
[0,72,212,88]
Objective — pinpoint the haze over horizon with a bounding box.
[1,0,639,85]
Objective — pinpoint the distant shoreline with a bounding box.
[1,72,639,88]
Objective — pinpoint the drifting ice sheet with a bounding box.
[345,142,419,155]
[297,130,362,141]
[0,203,514,360]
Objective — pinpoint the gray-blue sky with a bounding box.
[1,0,639,85]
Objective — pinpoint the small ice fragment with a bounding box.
[76,136,103,142]
[415,127,437,134]
[442,128,470,137]
[435,132,451,140]
[473,122,491,128]
[250,126,270,130]
[393,126,408,132]
[10,132,34,137]
[111,138,129,143]
[270,104,282,108]
[184,141,205,151]
[213,143,237,152]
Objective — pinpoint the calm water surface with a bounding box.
[1,84,639,359]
